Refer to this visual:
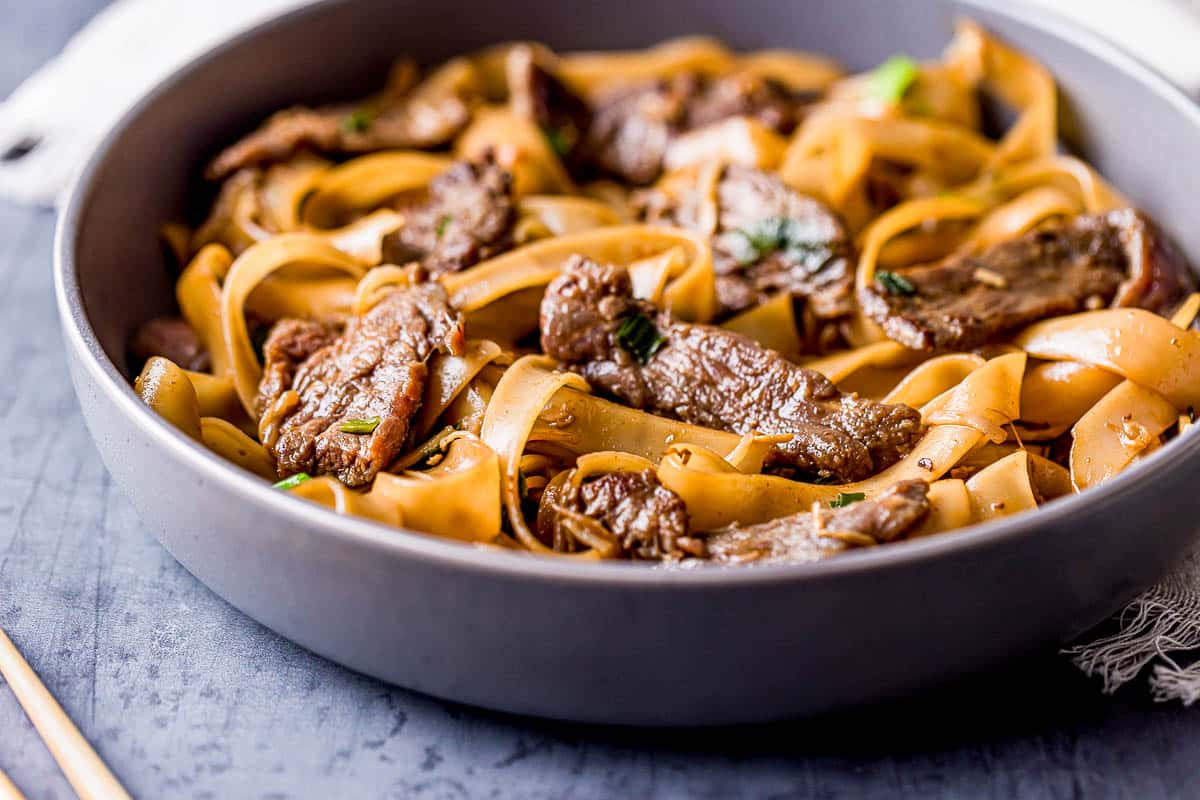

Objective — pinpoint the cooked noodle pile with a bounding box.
[130,23,1200,564]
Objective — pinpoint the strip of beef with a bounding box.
[641,164,854,318]
[860,209,1196,351]
[257,284,465,486]
[255,318,339,419]
[206,60,471,180]
[130,316,209,372]
[705,480,930,564]
[584,72,801,185]
[508,48,803,186]
[537,468,700,560]
[380,157,516,274]
[506,46,594,170]
[540,256,924,482]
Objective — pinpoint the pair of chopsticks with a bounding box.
[0,626,131,800]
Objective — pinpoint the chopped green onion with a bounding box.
[876,270,917,296]
[274,473,311,490]
[865,55,919,104]
[616,313,667,364]
[543,125,575,158]
[730,216,835,272]
[829,491,866,508]
[436,214,452,238]
[339,416,381,434]
[340,108,374,134]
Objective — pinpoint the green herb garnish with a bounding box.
[616,313,666,364]
[728,216,836,271]
[339,416,381,434]
[865,55,919,104]
[436,214,452,239]
[274,473,311,490]
[543,125,575,158]
[1189,406,1196,423]
[340,108,375,134]
[829,491,866,508]
[876,270,917,296]
[517,470,528,499]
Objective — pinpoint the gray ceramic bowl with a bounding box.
[54,0,1200,725]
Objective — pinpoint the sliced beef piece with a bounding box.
[641,164,855,318]
[255,318,339,419]
[540,257,924,482]
[1108,208,1197,313]
[537,468,699,560]
[582,72,801,185]
[206,61,471,180]
[257,284,465,486]
[705,479,930,564]
[379,157,516,274]
[130,316,209,372]
[860,209,1196,351]
[506,46,594,168]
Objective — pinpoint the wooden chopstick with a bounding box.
[0,626,131,800]
[0,766,27,800]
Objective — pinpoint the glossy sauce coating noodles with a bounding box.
[132,22,1200,565]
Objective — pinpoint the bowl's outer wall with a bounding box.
[61,0,1200,724]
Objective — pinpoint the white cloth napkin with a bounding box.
[7,0,1200,700]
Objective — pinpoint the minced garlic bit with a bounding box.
[972,267,1008,289]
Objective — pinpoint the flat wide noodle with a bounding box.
[1016,361,1123,441]
[177,245,234,377]
[372,437,502,541]
[529,384,746,460]
[964,450,1039,521]
[301,151,451,228]
[480,355,591,554]
[1016,309,1200,410]
[442,224,716,322]
[200,417,276,479]
[910,479,973,537]
[135,356,202,442]
[884,353,985,407]
[220,234,366,415]
[720,292,803,361]
[413,339,504,439]
[558,36,735,95]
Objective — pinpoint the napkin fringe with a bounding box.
[1064,550,1200,702]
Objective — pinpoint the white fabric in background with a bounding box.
[0,0,313,205]
[5,0,1200,701]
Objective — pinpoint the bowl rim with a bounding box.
[53,0,1200,588]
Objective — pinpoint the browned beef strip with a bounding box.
[539,256,924,482]
[507,46,594,169]
[704,479,930,564]
[582,72,801,185]
[859,209,1196,351]
[641,164,854,318]
[130,316,209,372]
[507,51,805,186]
[537,468,699,560]
[379,157,516,274]
[255,318,340,419]
[257,284,465,486]
[205,61,470,180]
